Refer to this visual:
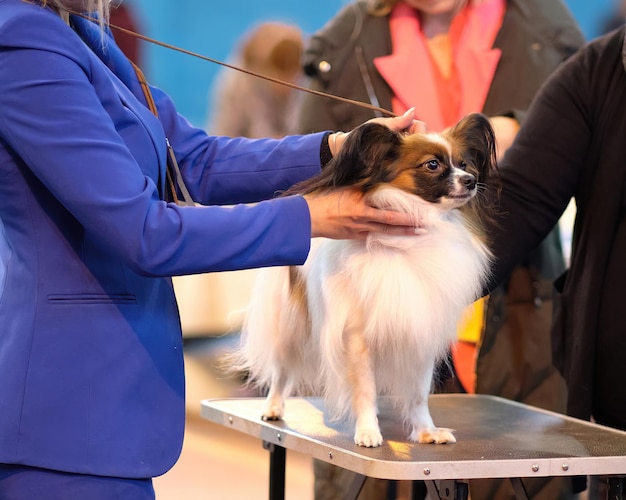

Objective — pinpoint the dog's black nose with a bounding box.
[461,173,476,190]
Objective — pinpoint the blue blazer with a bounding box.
[0,0,323,478]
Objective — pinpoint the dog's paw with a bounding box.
[412,427,456,444]
[260,401,284,421]
[354,427,384,447]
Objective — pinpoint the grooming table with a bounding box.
[200,394,626,499]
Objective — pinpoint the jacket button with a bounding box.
[318,60,332,73]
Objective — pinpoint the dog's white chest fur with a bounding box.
[306,206,489,352]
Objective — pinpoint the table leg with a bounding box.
[425,480,441,498]
[263,440,286,500]
[509,478,529,500]
[423,480,468,499]
[387,480,398,500]
[608,476,626,499]
[344,473,367,500]
[411,480,427,499]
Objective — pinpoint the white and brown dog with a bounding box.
[236,113,498,447]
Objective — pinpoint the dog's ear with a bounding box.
[447,113,502,233]
[284,123,402,195]
[331,123,402,187]
[447,113,498,186]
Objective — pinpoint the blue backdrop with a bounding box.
[127,0,617,128]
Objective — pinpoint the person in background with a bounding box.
[0,1,423,498]
[207,21,304,138]
[486,23,626,500]
[297,0,584,498]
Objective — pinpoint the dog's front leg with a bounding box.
[406,361,456,444]
[346,327,383,447]
[261,368,289,421]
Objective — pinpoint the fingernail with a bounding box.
[403,107,415,117]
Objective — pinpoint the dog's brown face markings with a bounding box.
[281,113,499,242]
[285,113,498,214]
[392,136,468,203]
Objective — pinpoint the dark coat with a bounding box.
[488,27,626,494]
[491,26,626,427]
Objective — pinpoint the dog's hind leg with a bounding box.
[260,266,307,421]
[261,367,290,421]
[345,325,383,447]
[406,360,456,444]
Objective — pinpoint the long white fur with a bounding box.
[239,185,491,447]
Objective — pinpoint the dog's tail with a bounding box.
[228,264,314,395]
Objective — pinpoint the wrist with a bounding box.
[330,132,346,157]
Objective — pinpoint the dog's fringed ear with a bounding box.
[448,113,502,231]
[448,113,498,186]
[284,123,402,195]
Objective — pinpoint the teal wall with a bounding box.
[127,0,618,129]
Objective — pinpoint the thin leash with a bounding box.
[73,12,397,118]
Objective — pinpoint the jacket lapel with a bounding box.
[373,4,444,129]
[70,14,168,199]
[70,15,142,96]
[457,0,504,118]
[373,0,504,130]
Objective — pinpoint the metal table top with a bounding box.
[200,394,626,481]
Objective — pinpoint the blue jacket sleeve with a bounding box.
[149,82,326,205]
[0,8,317,275]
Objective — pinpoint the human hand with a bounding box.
[489,116,520,162]
[367,107,426,135]
[329,108,426,156]
[303,188,419,239]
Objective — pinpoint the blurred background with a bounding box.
[123,0,618,129]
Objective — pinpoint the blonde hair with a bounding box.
[39,0,110,27]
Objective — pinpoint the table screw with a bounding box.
[328,452,333,460]
[562,464,569,472]
[423,468,431,476]
[228,416,233,424]
[531,464,539,472]
[276,433,282,442]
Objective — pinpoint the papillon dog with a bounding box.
[236,113,498,447]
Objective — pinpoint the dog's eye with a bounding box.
[424,159,439,171]
[459,161,468,171]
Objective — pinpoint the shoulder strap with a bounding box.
[131,62,194,206]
